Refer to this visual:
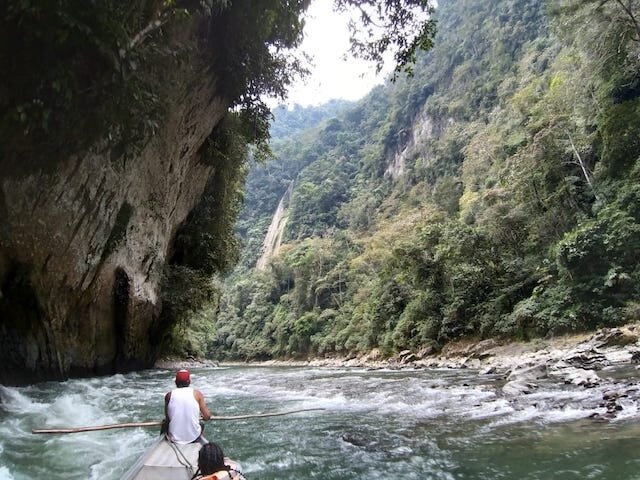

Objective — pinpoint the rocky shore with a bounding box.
[156,323,640,419]
[312,323,640,420]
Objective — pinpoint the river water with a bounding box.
[1,365,640,479]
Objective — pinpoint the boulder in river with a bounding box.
[560,345,608,371]
[506,363,548,383]
[503,380,538,396]
[560,368,600,387]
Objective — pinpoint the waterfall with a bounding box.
[256,181,294,270]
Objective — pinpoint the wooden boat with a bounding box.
[121,435,200,480]
[121,436,242,480]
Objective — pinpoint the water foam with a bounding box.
[0,466,14,480]
[3,365,640,480]
[0,385,48,415]
[46,393,114,428]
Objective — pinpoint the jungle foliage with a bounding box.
[198,0,640,361]
[148,0,436,356]
[0,0,310,170]
[1,0,439,358]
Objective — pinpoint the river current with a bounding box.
[1,365,639,479]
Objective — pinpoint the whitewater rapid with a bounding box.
[1,365,639,479]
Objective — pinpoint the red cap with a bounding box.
[175,369,190,384]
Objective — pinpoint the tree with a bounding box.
[336,0,437,75]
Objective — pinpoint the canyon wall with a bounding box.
[0,79,229,385]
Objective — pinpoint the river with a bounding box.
[1,365,639,479]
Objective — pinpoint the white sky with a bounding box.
[275,1,392,108]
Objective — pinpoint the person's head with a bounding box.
[198,442,226,474]
[175,369,190,388]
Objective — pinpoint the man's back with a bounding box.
[167,386,201,443]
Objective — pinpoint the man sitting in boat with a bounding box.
[196,442,244,480]
[164,369,212,444]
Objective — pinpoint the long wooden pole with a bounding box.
[31,408,325,434]
[33,420,163,434]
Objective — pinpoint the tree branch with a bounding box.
[615,0,640,42]
[120,14,171,59]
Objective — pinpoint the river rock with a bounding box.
[401,353,419,365]
[503,380,538,396]
[561,368,600,387]
[391,349,419,365]
[467,338,501,359]
[501,364,547,395]
[480,366,498,375]
[595,388,629,419]
[341,432,379,451]
[560,345,608,371]
[506,363,548,383]
[416,345,437,358]
[592,327,639,348]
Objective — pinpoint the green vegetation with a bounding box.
[0,0,310,170]
[1,0,440,359]
[197,0,640,361]
[335,0,437,75]
[9,0,636,361]
[160,112,252,355]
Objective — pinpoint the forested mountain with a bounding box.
[236,100,354,271]
[179,0,640,361]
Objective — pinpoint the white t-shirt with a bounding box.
[167,387,201,443]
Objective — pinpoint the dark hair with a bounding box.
[175,380,190,388]
[198,442,227,475]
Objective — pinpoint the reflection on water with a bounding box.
[1,365,640,480]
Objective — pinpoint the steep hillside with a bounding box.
[210,0,640,360]
[235,101,353,272]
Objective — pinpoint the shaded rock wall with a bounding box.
[0,79,229,385]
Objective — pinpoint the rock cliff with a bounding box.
[0,80,229,385]
[256,181,294,270]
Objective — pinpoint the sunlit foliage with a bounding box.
[197,0,640,360]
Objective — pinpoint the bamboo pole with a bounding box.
[32,420,163,434]
[31,408,325,434]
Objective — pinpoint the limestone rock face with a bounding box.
[0,80,229,385]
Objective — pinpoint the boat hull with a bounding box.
[121,436,201,480]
